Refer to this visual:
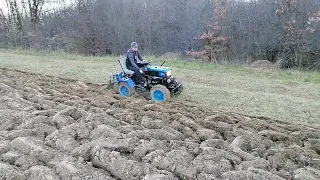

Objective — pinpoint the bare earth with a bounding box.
[0,68,320,180]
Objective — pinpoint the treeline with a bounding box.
[0,0,319,69]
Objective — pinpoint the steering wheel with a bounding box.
[141,60,151,66]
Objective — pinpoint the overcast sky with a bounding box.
[0,0,74,14]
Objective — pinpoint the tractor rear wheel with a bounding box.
[118,82,135,97]
[150,85,170,102]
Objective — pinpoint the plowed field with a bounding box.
[0,68,319,180]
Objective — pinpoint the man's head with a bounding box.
[131,42,138,51]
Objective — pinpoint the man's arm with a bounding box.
[137,51,144,61]
[128,52,140,69]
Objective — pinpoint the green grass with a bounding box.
[1,48,319,127]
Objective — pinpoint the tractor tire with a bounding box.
[118,82,135,97]
[150,85,171,102]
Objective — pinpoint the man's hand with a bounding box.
[142,60,150,65]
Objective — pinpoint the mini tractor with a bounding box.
[110,57,183,102]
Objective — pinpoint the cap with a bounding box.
[131,42,138,48]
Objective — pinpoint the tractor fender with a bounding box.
[119,78,136,88]
[114,73,136,88]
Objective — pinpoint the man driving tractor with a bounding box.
[111,41,183,101]
[126,42,147,88]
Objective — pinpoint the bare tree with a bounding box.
[5,0,23,30]
[27,0,45,29]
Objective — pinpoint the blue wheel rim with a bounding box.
[152,90,165,101]
[120,85,130,96]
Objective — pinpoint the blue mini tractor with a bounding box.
[110,57,183,102]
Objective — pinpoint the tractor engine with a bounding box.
[143,65,183,94]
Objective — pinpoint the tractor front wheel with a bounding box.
[150,85,170,102]
[119,82,135,97]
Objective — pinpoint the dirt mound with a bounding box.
[250,60,278,70]
[0,68,319,179]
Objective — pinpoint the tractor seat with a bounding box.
[119,57,134,75]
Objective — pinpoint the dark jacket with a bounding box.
[126,49,143,69]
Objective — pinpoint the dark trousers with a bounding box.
[127,64,145,85]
